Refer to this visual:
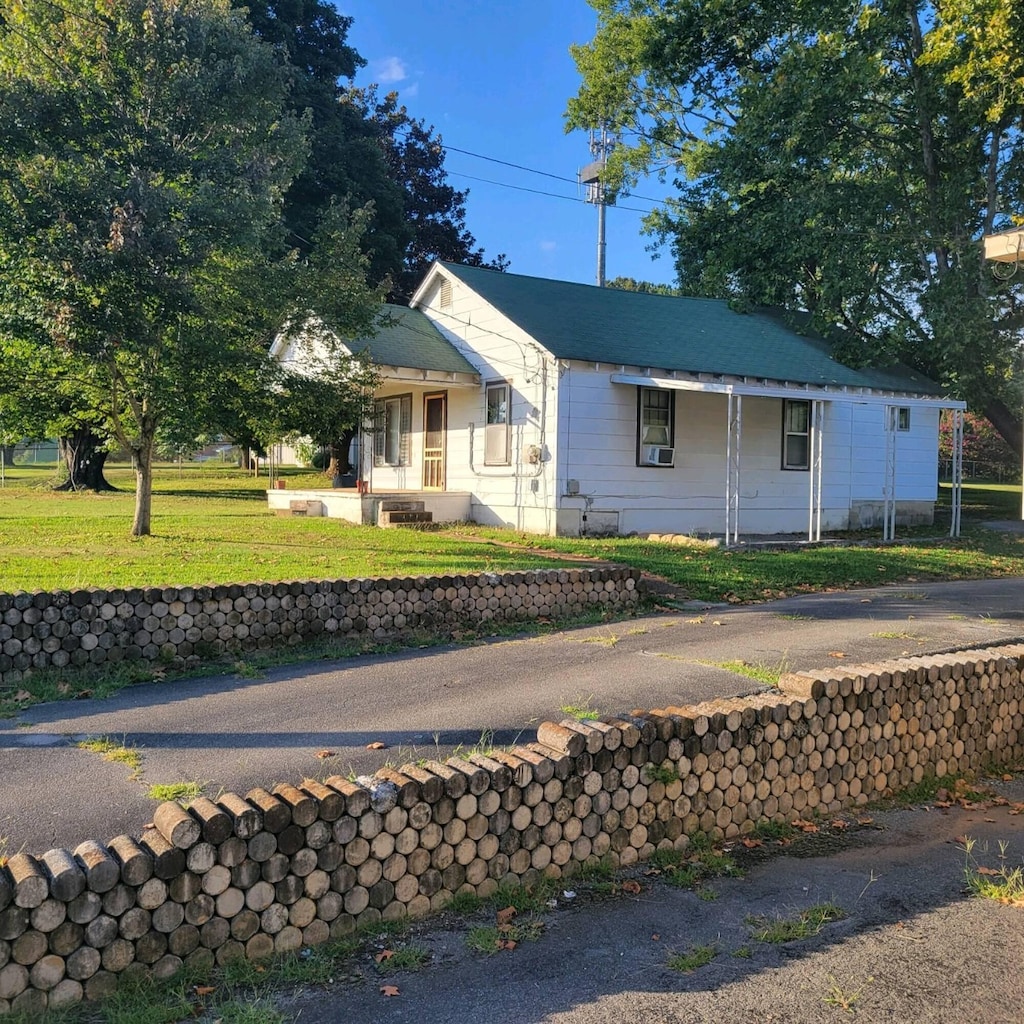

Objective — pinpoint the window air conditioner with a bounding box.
[642,445,675,467]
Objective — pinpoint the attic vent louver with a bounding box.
[439,279,452,310]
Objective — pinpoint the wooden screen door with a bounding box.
[422,392,446,489]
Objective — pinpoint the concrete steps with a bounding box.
[378,500,433,528]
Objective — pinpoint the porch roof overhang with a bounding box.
[608,372,966,410]
[377,365,480,388]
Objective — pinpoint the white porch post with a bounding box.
[949,408,963,537]
[883,405,897,541]
[807,400,824,542]
[724,393,742,545]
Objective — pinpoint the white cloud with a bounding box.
[539,240,557,252]
[371,56,407,84]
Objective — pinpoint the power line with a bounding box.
[446,170,660,216]
[393,128,671,210]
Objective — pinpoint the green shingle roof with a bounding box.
[351,304,477,375]
[440,264,942,396]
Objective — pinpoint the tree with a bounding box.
[354,88,510,300]
[0,336,118,490]
[0,0,379,534]
[607,276,680,295]
[240,1,506,302]
[567,0,1024,455]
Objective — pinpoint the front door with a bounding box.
[423,392,446,490]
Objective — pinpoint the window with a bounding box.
[373,394,412,467]
[782,399,810,470]
[636,387,675,466]
[484,381,511,465]
[897,407,910,431]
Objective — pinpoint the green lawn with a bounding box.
[1,463,1021,602]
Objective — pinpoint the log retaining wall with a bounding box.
[0,567,642,690]
[2,644,1023,1013]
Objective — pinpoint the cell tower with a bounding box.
[579,126,615,287]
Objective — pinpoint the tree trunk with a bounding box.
[326,430,355,485]
[983,397,1023,464]
[54,428,116,492]
[132,433,155,537]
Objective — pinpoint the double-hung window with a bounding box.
[373,394,412,467]
[484,381,511,465]
[782,399,810,470]
[636,387,675,466]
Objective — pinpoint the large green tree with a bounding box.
[0,0,380,534]
[567,0,1024,454]
[241,0,506,301]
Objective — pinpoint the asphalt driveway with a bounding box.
[2,576,1023,856]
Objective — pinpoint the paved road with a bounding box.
[2,577,1023,855]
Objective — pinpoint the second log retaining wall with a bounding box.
[1,644,1023,1014]
[0,567,642,690]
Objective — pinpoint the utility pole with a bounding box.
[579,126,615,287]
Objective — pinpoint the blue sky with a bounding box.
[336,0,675,288]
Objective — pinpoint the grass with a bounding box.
[746,901,847,943]
[560,694,602,720]
[960,836,1024,905]
[375,945,430,974]
[647,833,743,889]
[76,736,143,777]
[1,467,1022,604]
[751,819,798,842]
[703,658,788,686]
[643,762,681,784]
[147,781,203,803]
[0,464,577,592]
[823,975,870,1013]
[666,943,719,973]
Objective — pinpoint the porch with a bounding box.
[266,487,472,527]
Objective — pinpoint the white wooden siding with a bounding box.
[412,271,561,533]
[555,364,939,535]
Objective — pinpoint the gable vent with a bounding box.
[439,279,452,310]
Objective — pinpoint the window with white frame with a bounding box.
[484,381,511,465]
[373,394,412,467]
[636,387,675,465]
[782,399,810,470]
[897,407,910,431]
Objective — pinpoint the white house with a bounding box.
[269,262,966,541]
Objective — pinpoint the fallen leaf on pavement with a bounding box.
[828,651,846,658]
[375,950,395,963]
[976,866,1002,876]
[314,749,336,759]
[622,880,642,894]
[380,985,400,997]
[366,741,386,750]
[741,838,763,848]
[496,906,517,926]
